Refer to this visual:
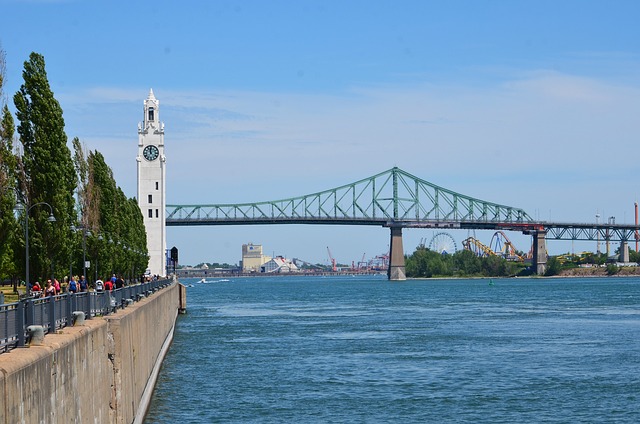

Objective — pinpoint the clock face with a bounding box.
[143,145,159,161]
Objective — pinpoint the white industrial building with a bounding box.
[261,256,299,273]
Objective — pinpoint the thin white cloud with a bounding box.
[57,70,640,263]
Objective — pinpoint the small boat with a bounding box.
[200,278,206,283]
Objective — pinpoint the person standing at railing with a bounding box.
[53,279,61,295]
[115,275,125,289]
[68,277,78,294]
[79,275,88,292]
[31,281,42,297]
[44,280,56,297]
[104,278,113,291]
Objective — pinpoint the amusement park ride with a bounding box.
[462,231,529,261]
[424,231,531,262]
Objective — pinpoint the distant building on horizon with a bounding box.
[241,243,271,272]
[261,256,299,273]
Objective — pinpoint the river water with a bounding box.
[144,275,640,423]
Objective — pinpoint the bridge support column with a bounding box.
[619,241,629,263]
[388,226,406,281]
[532,230,547,275]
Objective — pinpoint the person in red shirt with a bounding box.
[104,279,113,291]
[31,281,42,297]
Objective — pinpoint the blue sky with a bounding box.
[2,0,639,266]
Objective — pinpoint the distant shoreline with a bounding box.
[555,266,640,278]
[175,267,640,280]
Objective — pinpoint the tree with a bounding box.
[544,256,561,276]
[405,247,454,278]
[406,245,525,278]
[0,45,21,286]
[482,255,507,276]
[86,150,148,281]
[629,249,640,263]
[13,52,76,281]
[453,249,482,276]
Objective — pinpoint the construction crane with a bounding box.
[357,252,368,270]
[368,251,389,271]
[327,247,337,272]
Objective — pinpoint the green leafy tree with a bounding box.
[13,52,75,282]
[605,263,619,276]
[406,245,525,278]
[88,150,116,278]
[406,247,433,277]
[544,256,561,276]
[629,249,639,263]
[406,247,454,278]
[87,151,148,281]
[482,255,507,276]
[0,105,19,284]
[453,249,482,276]
[0,46,21,286]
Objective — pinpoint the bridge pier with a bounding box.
[532,230,547,275]
[619,241,629,263]
[388,226,406,281]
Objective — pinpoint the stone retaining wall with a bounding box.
[0,282,183,424]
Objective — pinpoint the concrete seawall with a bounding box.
[0,281,185,424]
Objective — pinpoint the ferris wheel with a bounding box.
[428,232,458,254]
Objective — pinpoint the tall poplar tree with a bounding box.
[85,150,148,280]
[0,45,20,283]
[13,52,75,281]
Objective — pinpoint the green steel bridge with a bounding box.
[166,167,640,279]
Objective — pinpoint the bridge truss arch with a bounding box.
[166,167,533,228]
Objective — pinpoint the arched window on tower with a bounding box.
[148,107,155,121]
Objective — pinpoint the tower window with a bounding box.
[156,182,159,190]
[148,209,153,218]
[148,107,155,121]
[148,194,153,204]
[155,209,159,218]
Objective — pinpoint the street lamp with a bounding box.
[71,225,91,284]
[95,233,103,283]
[18,202,56,289]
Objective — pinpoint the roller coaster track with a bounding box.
[462,232,527,261]
[490,231,525,262]
[462,237,495,257]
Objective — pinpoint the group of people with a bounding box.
[95,274,126,292]
[29,274,126,297]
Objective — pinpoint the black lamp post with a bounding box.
[17,202,56,289]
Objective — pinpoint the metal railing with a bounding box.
[0,278,173,353]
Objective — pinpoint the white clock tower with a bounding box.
[137,89,166,277]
